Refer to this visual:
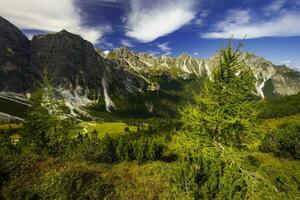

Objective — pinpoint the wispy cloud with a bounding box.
[125,0,198,42]
[281,60,292,64]
[263,0,286,13]
[294,66,300,71]
[201,1,300,39]
[147,50,161,56]
[0,0,111,44]
[99,39,115,49]
[193,10,209,26]
[120,39,134,47]
[158,42,172,55]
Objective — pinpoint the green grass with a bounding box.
[71,122,148,138]
[258,113,300,135]
[0,124,21,130]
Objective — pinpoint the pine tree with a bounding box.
[22,68,72,153]
[180,43,261,146]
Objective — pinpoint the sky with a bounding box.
[1,0,300,69]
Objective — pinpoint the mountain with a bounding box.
[108,47,300,98]
[0,17,36,93]
[0,17,146,120]
[30,30,146,113]
[1,16,300,121]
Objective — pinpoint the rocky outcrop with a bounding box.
[31,30,107,97]
[109,48,300,98]
[30,31,146,111]
[0,16,36,92]
[0,17,146,113]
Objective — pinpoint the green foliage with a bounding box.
[260,122,300,160]
[170,147,266,200]
[65,131,166,163]
[21,69,73,154]
[67,131,117,163]
[262,92,300,119]
[180,43,261,146]
[38,163,114,200]
[1,154,174,200]
[115,135,166,162]
[169,43,292,199]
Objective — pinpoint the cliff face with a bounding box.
[0,17,146,113]
[0,16,35,92]
[31,30,106,97]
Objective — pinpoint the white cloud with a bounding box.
[146,50,161,56]
[125,0,197,42]
[103,50,110,55]
[120,39,133,47]
[0,0,111,44]
[263,0,286,13]
[158,42,172,55]
[99,40,115,49]
[294,66,300,71]
[201,9,300,39]
[281,60,292,64]
[194,10,209,26]
[194,19,204,26]
[193,52,199,56]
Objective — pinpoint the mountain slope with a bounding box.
[0,16,37,92]
[108,48,300,98]
[0,17,147,119]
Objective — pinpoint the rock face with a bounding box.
[30,31,146,111]
[109,48,300,98]
[31,30,107,97]
[0,17,146,113]
[0,16,35,92]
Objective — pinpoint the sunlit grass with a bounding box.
[71,122,148,138]
[0,123,21,130]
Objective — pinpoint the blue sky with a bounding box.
[1,0,300,69]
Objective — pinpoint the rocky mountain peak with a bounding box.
[0,16,35,92]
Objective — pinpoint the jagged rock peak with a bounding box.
[0,15,35,92]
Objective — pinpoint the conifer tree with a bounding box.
[180,43,261,146]
[22,68,72,153]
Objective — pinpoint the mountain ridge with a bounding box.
[108,47,300,97]
[1,16,300,121]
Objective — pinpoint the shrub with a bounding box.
[260,122,300,160]
[115,136,166,163]
[38,164,114,200]
[64,132,167,164]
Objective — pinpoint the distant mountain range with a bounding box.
[1,16,300,121]
[108,47,300,98]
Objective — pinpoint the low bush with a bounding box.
[260,122,300,160]
[64,131,167,163]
